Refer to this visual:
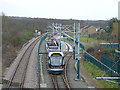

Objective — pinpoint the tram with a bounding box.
[46,39,59,52]
[48,52,64,74]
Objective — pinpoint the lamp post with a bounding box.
[60,23,62,51]
[73,23,76,59]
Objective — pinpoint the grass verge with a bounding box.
[62,38,91,49]
[65,32,108,45]
[83,60,120,88]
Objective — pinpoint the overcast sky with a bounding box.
[0,0,120,20]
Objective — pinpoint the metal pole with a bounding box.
[52,23,54,36]
[87,33,88,43]
[56,23,57,33]
[73,23,76,59]
[96,77,120,80]
[60,23,61,51]
[77,23,80,79]
[56,23,60,50]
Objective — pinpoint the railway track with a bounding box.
[50,53,72,90]
[50,75,59,89]
[50,42,72,90]
[62,53,72,89]
[6,37,41,89]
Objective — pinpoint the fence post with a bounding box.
[115,49,120,75]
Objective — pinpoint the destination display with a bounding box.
[51,54,61,56]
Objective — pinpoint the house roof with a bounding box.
[81,25,91,30]
[87,26,96,29]
[81,25,97,32]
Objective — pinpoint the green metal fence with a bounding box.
[84,52,120,77]
[115,49,120,74]
[37,34,47,89]
[101,55,118,76]
[100,43,119,48]
[84,53,102,69]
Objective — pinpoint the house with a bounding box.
[80,25,97,35]
[111,22,118,36]
[87,26,97,34]
[80,25,90,35]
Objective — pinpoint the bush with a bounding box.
[101,48,115,54]
[11,35,24,46]
[25,32,33,40]
[87,47,94,52]
[11,37,18,46]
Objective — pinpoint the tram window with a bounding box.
[51,54,61,56]
[50,56,62,66]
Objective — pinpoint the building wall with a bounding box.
[80,28,88,35]
[88,26,97,34]
[112,22,118,35]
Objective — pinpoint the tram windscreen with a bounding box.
[51,53,61,56]
[50,56,62,66]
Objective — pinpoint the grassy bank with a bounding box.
[62,37,92,49]
[83,60,120,88]
[79,36,107,45]
[66,33,108,45]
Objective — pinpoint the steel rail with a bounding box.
[50,74,59,90]
[49,41,72,90]
[7,37,40,89]
[61,42,72,90]
[63,53,72,90]
[20,38,40,88]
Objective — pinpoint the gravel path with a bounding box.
[67,58,88,88]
